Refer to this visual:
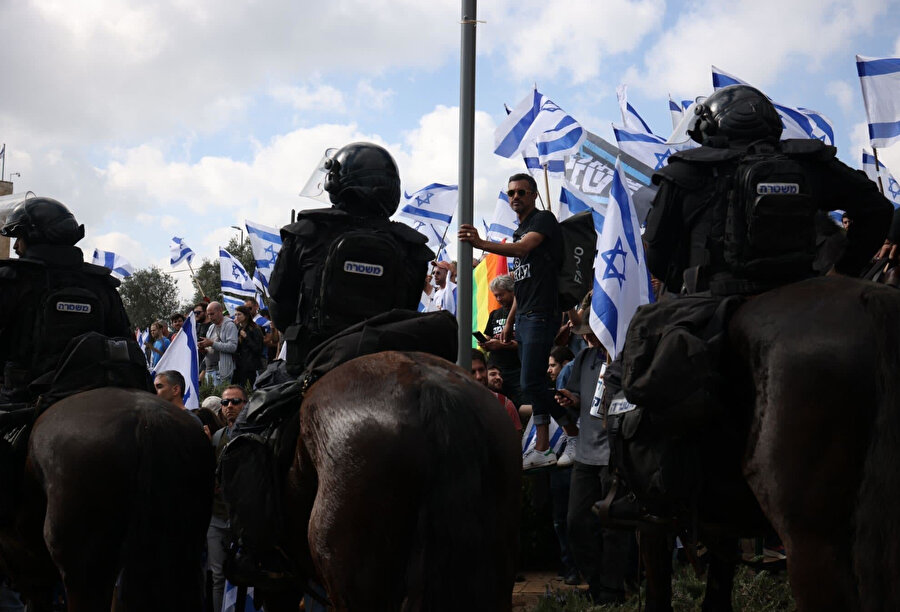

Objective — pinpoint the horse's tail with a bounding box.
[404,369,519,611]
[853,286,900,609]
[118,404,215,612]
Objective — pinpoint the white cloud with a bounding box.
[356,80,396,110]
[480,0,664,84]
[270,85,346,113]
[625,0,890,100]
[827,80,857,115]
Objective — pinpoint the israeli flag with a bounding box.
[137,328,150,363]
[503,103,566,179]
[170,237,195,268]
[222,581,262,612]
[862,150,900,206]
[558,180,595,222]
[254,314,272,334]
[495,88,584,166]
[711,66,834,145]
[521,415,567,457]
[219,248,255,297]
[245,220,282,290]
[399,183,457,228]
[857,55,900,148]
[589,159,654,360]
[668,95,692,130]
[222,294,245,316]
[91,248,134,279]
[615,86,694,171]
[485,190,519,243]
[151,313,200,409]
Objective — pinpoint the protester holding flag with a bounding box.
[459,173,579,471]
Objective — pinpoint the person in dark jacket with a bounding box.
[231,305,263,388]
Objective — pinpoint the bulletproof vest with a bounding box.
[1,259,120,393]
[283,209,431,367]
[657,140,828,293]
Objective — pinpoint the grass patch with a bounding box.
[532,565,795,611]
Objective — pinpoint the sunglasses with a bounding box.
[506,188,534,198]
[193,310,203,315]
[220,398,245,406]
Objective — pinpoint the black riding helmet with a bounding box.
[688,84,783,147]
[0,197,85,246]
[323,142,401,217]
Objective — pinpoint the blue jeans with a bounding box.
[517,311,570,427]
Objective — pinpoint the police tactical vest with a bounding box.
[723,147,817,281]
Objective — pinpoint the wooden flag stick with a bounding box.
[873,147,887,195]
[543,164,552,213]
[186,259,208,300]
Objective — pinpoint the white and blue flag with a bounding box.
[170,236,195,267]
[711,66,834,145]
[495,88,584,166]
[614,86,694,172]
[857,55,900,149]
[136,328,150,363]
[245,220,282,290]
[862,150,900,206]
[91,248,133,279]
[503,103,566,179]
[222,581,262,612]
[222,294,245,315]
[668,95,692,130]
[558,180,595,222]
[151,313,200,409]
[219,248,255,297]
[589,159,654,359]
[399,183,457,228]
[485,190,519,243]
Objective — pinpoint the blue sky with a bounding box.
[2,0,899,300]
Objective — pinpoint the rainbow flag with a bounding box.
[472,252,509,345]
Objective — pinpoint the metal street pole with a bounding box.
[457,0,477,370]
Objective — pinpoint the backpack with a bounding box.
[314,228,410,334]
[31,267,108,377]
[723,146,818,281]
[557,210,597,311]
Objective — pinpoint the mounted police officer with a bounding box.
[0,197,133,522]
[269,141,434,373]
[598,85,893,526]
[645,84,892,295]
[222,142,437,587]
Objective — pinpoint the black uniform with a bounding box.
[268,208,433,371]
[645,139,893,295]
[0,244,132,403]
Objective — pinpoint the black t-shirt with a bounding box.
[483,306,520,373]
[511,209,562,313]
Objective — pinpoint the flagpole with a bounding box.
[456,0,477,370]
[542,164,552,213]
[186,260,208,300]
[1,143,5,182]
[873,147,887,195]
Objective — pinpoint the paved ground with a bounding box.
[512,571,588,611]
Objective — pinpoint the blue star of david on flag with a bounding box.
[264,244,277,264]
[245,220,283,291]
[399,183,458,228]
[889,177,900,200]
[601,238,628,288]
[415,192,433,207]
[654,150,672,170]
[220,248,255,297]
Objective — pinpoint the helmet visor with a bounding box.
[666,97,706,145]
[299,147,338,203]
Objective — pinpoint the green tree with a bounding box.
[119,266,181,329]
[190,236,256,307]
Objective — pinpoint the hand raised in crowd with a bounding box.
[457,224,483,248]
[878,239,899,262]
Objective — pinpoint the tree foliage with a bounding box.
[119,265,181,329]
[190,235,256,307]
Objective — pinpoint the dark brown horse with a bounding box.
[729,275,900,611]
[258,351,522,611]
[0,388,215,611]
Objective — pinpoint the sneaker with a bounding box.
[522,447,557,471]
[556,437,577,467]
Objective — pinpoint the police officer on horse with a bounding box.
[221,142,438,586]
[0,197,133,520]
[599,85,893,525]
